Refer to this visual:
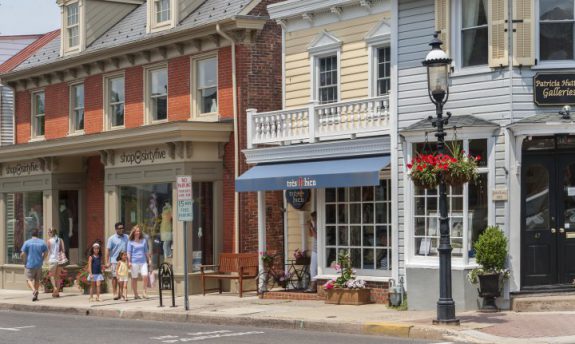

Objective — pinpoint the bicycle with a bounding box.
[285,257,311,290]
[256,253,290,294]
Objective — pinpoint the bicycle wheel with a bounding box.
[256,271,276,293]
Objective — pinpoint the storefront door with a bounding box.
[522,152,575,287]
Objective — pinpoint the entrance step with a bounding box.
[512,290,575,312]
[259,290,323,301]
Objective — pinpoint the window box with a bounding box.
[325,288,371,305]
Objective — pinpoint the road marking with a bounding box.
[151,330,264,342]
[0,326,35,332]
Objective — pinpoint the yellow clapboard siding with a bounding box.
[342,89,370,101]
[341,56,369,69]
[285,83,309,95]
[341,78,370,92]
[286,89,311,101]
[341,64,369,76]
[285,64,311,77]
[285,52,309,63]
[286,73,311,85]
[286,98,309,109]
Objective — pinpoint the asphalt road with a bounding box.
[0,310,452,344]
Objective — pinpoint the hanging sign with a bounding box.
[177,176,193,221]
[534,73,575,106]
[286,189,310,210]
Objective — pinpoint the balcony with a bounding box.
[246,96,391,149]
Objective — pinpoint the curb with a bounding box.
[0,302,451,341]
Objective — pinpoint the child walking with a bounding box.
[115,251,129,301]
[88,242,104,302]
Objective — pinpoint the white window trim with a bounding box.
[147,0,177,33]
[191,53,219,121]
[30,90,46,141]
[68,82,85,136]
[403,132,496,269]
[534,0,575,68]
[61,0,84,55]
[103,72,126,131]
[450,0,490,74]
[308,31,342,104]
[368,44,391,98]
[144,64,169,125]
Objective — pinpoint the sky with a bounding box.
[0,0,60,36]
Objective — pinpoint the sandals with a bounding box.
[89,297,94,302]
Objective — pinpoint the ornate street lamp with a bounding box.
[422,32,460,326]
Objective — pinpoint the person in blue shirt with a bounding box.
[106,222,129,300]
[20,228,48,301]
[127,225,151,299]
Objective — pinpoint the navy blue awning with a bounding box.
[235,155,390,192]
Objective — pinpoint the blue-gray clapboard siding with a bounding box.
[0,86,14,146]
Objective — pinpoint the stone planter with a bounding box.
[325,288,371,305]
[478,273,501,312]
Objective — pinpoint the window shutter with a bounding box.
[435,0,450,55]
[488,0,509,67]
[513,0,535,66]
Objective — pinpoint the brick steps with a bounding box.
[260,291,324,301]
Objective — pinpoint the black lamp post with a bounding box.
[422,32,460,326]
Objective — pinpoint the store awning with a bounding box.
[235,155,390,192]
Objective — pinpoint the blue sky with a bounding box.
[0,0,60,35]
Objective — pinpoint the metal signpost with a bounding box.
[176,175,193,311]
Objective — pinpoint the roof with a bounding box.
[0,34,43,65]
[0,30,60,73]
[12,0,257,73]
[512,112,575,125]
[402,115,500,132]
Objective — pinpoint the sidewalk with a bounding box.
[1,289,575,343]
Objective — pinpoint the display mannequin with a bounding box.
[160,203,173,258]
[59,203,73,257]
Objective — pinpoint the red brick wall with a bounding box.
[218,47,233,120]
[85,156,105,248]
[15,90,31,144]
[84,75,103,134]
[168,56,190,121]
[125,65,144,128]
[45,82,69,140]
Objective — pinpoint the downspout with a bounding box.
[216,24,240,253]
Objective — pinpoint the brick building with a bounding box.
[0,0,283,292]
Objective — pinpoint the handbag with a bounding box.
[57,239,69,266]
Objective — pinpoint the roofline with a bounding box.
[0,34,44,40]
[0,16,268,82]
[268,0,359,20]
[0,30,61,74]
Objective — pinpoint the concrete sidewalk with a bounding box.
[0,289,574,343]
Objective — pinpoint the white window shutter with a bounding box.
[488,0,509,67]
[435,0,450,55]
[513,0,535,66]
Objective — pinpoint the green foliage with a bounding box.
[468,226,509,284]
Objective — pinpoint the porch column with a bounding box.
[508,133,525,292]
[258,191,266,290]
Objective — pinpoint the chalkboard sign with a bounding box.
[286,189,310,210]
[534,73,575,106]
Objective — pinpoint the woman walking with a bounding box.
[46,228,65,297]
[127,225,151,299]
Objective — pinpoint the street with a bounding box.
[0,310,452,344]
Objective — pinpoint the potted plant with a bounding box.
[41,267,71,293]
[323,251,370,305]
[293,249,310,266]
[443,143,480,187]
[407,154,442,189]
[76,263,108,294]
[467,226,509,312]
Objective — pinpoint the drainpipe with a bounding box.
[216,24,240,253]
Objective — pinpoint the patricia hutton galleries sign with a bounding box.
[534,73,575,106]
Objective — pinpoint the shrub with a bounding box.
[468,226,509,284]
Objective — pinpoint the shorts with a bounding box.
[118,276,129,282]
[48,261,59,272]
[89,274,104,282]
[25,268,42,282]
[131,263,149,278]
[109,263,117,278]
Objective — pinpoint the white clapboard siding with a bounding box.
[0,86,14,146]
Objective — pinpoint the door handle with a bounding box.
[551,228,557,234]
[560,228,565,234]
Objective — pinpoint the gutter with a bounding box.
[216,24,240,254]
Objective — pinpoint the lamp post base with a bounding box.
[432,318,460,326]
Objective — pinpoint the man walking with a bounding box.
[106,222,129,300]
[20,229,48,301]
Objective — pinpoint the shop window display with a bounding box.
[5,192,43,264]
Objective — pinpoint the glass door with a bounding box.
[59,190,80,264]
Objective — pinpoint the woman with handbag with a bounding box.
[47,228,67,297]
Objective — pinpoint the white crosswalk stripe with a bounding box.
[0,326,35,332]
[151,330,265,342]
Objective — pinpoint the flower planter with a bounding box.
[478,273,501,312]
[295,257,310,266]
[412,177,439,190]
[443,172,472,187]
[325,288,371,305]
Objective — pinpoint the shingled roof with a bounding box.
[0,31,58,73]
[402,115,499,132]
[11,0,257,72]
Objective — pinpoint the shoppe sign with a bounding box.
[534,73,575,106]
[115,145,170,166]
[285,189,311,210]
[2,160,42,177]
[176,175,193,221]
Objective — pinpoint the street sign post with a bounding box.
[176,176,193,311]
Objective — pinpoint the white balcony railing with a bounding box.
[247,96,390,148]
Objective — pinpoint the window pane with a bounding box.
[462,27,488,67]
[198,58,217,88]
[349,204,361,223]
[338,226,349,246]
[67,3,78,25]
[469,173,488,257]
[35,93,45,114]
[540,0,573,20]
[325,188,336,202]
[68,26,79,47]
[112,104,124,127]
[37,115,45,136]
[151,69,168,96]
[540,23,574,61]
[376,226,389,247]
[110,77,125,103]
[349,187,361,202]
[350,226,361,246]
[5,192,44,264]
[469,139,488,167]
[363,226,374,246]
[156,0,170,22]
[363,249,374,269]
[350,248,361,269]
[326,204,336,224]
[376,249,390,270]
[326,248,337,268]
[462,0,487,27]
[152,96,167,121]
[363,203,374,223]
[200,87,218,114]
[326,226,336,246]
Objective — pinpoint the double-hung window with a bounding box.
[155,0,170,23]
[318,55,338,104]
[70,83,84,133]
[460,0,488,67]
[147,67,168,122]
[540,0,574,61]
[32,92,45,139]
[411,139,490,262]
[376,47,391,96]
[106,76,125,128]
[66,3,79,49]
[196,57,218,115]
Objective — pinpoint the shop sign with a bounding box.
[286,177,317,189]
[492,188,508,201]
[116,146,169,166]
[286,189,310,210]
[3,160,42,177]
[177,175,193,221]
[534,73,575,106]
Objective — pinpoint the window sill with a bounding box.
[405,259,479,270]
[67,130,85,137]
[316,274,392,282]
[191,113,219,122]
[148,119,168,125]
[450,65,494,78]
[531,62,575,70]
[108,125,126,131]
[29,136,45,143]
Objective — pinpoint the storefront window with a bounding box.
[5,192,43,264]
[191,182,214,271]
[59,190,80,264]
[325,180,392,274]
[411,139,489,261]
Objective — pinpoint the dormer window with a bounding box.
[155,0,170,23]
[66,3,79,48]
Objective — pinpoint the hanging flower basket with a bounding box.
[407,154,445,190]
[443,143,481,187]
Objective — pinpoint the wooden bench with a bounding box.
[200,253,259,297]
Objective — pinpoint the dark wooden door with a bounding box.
[557,155,575,284]
[522,156,556,286]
